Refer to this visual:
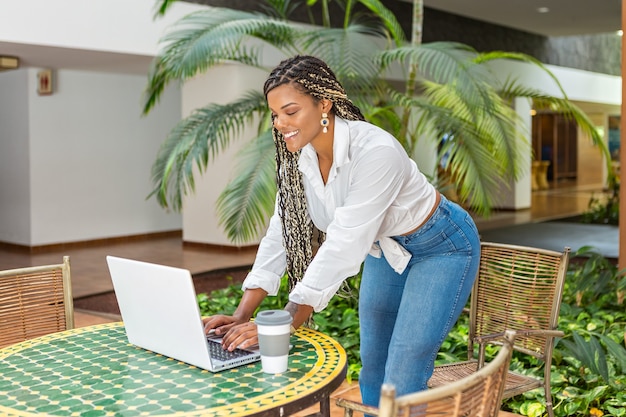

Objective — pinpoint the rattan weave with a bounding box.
[0,256,73,348]
[336,331,516,417]
[429,242,570,417]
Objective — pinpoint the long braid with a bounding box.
[263,56,365,291]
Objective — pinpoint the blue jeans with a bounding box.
[358,195,480,407]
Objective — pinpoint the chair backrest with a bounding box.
[0,256,74,347]
[468,242,570,360]
[380,330,516,417]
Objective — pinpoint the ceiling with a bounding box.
[421,0,622,37]
[420,0,622,116]
[0,0,622,74]
[0,42,154,74]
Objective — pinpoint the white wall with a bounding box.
[0,68,182,246]
[0,70,31,245]
[0,0,204,247]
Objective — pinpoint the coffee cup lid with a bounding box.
[255,310,293,326]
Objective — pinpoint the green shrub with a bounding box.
[581,178,619,226]
[197,273,362,381]
[197,250,626,416]
[503,249,626,417]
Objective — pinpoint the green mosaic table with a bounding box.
[0,322,347,417]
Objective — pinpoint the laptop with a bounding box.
[105,255,261,372]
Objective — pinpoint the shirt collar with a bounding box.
[299,116,351,172]
[333,116,351,168]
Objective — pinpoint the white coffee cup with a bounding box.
[255,310,293,374]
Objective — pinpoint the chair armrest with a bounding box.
[508,329,564,338]
[476,329,564,344]
[336,398,379,417]
[473,329,565,365]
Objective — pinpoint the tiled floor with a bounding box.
[0,234,259,298]
[3,183,605,417]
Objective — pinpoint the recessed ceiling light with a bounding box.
[537,7,550,13]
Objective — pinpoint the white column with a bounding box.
[180,63,268,246]
[493,97,532,210]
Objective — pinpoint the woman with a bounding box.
[202,55,481,406]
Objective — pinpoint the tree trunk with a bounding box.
[617,0,626,292]
[399,0,424,152]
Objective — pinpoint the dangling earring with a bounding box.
[320,112,329,133]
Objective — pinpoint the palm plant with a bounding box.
[144,0,613,244]
[144,0,405,243]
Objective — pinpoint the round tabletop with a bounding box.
[0,322,347,417]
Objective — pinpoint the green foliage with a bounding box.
[197,273,362,381]
[215,129,278,241]
[197,249,626,416]
[566,246,625,307]
[197,276,242,316]
[581,179,620,226]
[502,251,626,417]
[145,0,612,242]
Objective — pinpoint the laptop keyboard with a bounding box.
[207,338,252,361]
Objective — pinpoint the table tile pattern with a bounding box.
[0,323,346,417]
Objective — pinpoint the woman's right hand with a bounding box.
[202,315,243,336]
[202,316,259,351]
[202,287,269,339]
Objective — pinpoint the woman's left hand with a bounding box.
[221,321,258,351]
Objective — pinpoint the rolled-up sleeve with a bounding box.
[289,145,407,311]
[241,201,286,296]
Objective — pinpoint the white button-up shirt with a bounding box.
[242,117,437,311]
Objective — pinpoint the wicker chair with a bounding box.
[428,242,570,417]
[0,256,74,347]
[336,330,516,417]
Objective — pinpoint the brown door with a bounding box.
[532,112,578,185]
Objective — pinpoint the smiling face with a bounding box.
[267,83,332,153]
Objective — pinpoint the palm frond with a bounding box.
[355,0,406,45]
[217,130,277,244]
[379,42,503,121]
[359,102,404,139]
[443,132,503,214]
[298,25,384,85]
[388,81,528,216]
[378,42,482,85]
[475,51,569,99]
[148,90,268,211]
[260,0,301,19]
[431,86,527,215]
[345,75,390,114]
[143,8,301,114]
[153,0,176,18]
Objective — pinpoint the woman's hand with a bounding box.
[202,316,259,351]
[202,287,268,338]
[202,315,241,337]
[220,321,259,351]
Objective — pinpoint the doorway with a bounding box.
[532,112,578,185]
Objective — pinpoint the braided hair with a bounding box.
[263,55,365,291]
